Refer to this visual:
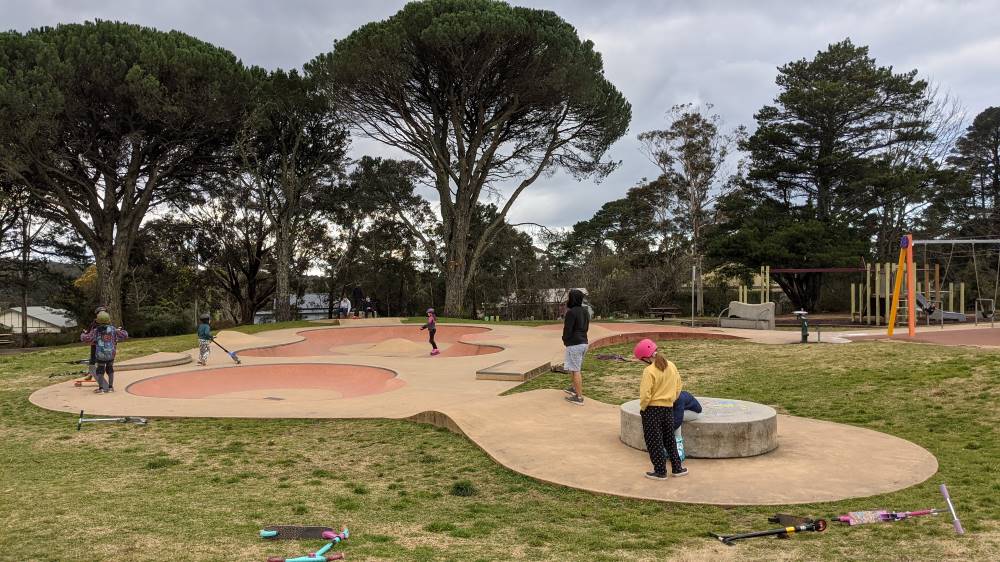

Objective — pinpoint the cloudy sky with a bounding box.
[4,0,999,230]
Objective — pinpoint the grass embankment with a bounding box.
[1,324,997,560]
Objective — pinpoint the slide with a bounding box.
[914,293,967,322]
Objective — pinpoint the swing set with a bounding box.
[887,235,1000,337]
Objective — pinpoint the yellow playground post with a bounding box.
[886,235,911,337]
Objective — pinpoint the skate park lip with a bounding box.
[237,325,503,358]
[126,363,404,400]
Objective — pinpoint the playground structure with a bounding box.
[850,261,968,326]
[728,246,997,329]
[888,235,1000,337]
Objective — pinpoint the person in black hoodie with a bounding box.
[351,285,365,318]
[562,289,590,405]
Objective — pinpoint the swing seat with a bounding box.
[976,299,996,320]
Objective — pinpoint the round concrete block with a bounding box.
[620,397,778,458]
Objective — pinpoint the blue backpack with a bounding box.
[94,326,118,362]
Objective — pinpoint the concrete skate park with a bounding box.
[30,318,942,505]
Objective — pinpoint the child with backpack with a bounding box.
[85,305,109,382]
[80,310,128,394]
[419,308,439,356]
[632,338,688,480]
[197,313,212,366]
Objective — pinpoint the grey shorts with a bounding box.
[564,343,589,372]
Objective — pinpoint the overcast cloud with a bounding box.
[4,0,999,230]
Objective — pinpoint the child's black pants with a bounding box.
[640,405,683,474]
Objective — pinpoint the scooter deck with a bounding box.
[260,526,335,539]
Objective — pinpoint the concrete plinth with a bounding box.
[620,397,778,458]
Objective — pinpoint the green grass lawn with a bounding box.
[1,325,998,561]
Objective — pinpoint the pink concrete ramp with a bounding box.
[849,327,1000,347]
[127,364,404,400]
[240,325,502,358]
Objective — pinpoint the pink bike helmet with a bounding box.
[633,338,657,360]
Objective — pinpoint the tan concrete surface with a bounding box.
[28,321,938,505]
[116,351,193,370]
[441,390,936,505]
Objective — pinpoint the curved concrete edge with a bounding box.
[27,385,938,505]
[590,330,741,349]
[123,362,403,395]
[401,395,938,506]
[407,410,467,436]
[236,324,506,357]
[115,352,192,371]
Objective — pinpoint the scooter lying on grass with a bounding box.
[710,517,826,545]
[48,360,96,386]
[76,409,148,431]
[263,527,348,562]
[834,483,964,534]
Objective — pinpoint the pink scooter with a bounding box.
[835,483,964,534]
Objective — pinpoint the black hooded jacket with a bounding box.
[562,289,590,346]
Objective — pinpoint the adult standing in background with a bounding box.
[351,285,365,318]
[562,289,590,405]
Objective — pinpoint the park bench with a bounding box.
[647,306,682,320]
[0,333,13,346]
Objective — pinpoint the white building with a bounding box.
[0,306,78,334]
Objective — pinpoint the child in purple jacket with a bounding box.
[80,310,128,393]
[419,308,439,356]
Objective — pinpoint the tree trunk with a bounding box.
[19,215,29,347]
[441,205,473,317]
[773,272,823,312]
[240,298,256,326]
[444,267,469,318]
[243,272,259,326]
[94,248,126,325]
[695,255,705,315]
[274,218,293,322]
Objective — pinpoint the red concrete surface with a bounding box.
[239,325,502,358]
[127,364,404,399]
[851,327,1000,347]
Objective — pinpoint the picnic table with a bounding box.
[647,306,682,321]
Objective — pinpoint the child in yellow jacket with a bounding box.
[633,338,687,479]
